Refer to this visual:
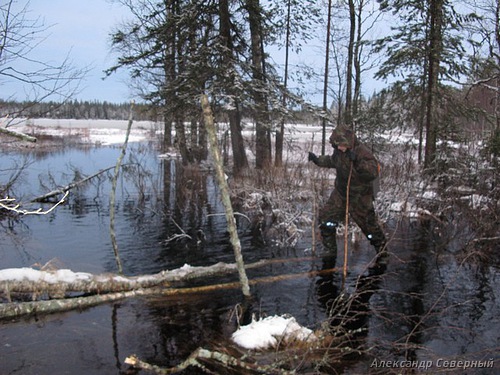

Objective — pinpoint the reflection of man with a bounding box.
[308,126,387,264]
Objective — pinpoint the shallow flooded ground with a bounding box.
[1,142,499,374]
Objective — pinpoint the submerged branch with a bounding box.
[31,166,117,202]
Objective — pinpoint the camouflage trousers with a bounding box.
[319,189,386,252]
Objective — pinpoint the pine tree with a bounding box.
[375,0,478,170]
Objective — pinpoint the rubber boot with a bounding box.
[368,235,388,275]
[320,221,338,255]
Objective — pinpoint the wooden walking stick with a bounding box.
[343,162,353,283]
[342,127,356,284]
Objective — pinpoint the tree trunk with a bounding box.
[201,94,251,297]
[175,115,193,165]
[246,0,271,169]
[424,0,443,170]
[275,0,291,167]
[163,112,173,149]
[162,0,176,150]
[219,0,249,175]
[125,348,288,375]
[198,116,208,161]
[417,7,431,165]
[352,0,363,122]
[494,0,500,143]
[322,0,333,156]
[345,0,356,126]
[31,166,117,203]
[109,105,134,275]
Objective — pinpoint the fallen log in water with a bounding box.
[0,258,341,319]
[0,126,37,142]
[0,262,239,296]
[0,257,321,296]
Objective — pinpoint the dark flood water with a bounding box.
[1,143,499,374]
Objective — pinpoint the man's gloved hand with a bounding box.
[346,149,357,161]
[308,152,319,164]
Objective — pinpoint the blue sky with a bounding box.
[1,0,131,103]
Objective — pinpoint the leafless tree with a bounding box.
[0,0,86,127]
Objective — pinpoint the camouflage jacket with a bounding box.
[316,128,379,197]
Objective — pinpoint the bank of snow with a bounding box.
[231,315,317,350]
[10,118,157,145]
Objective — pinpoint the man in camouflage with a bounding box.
[308,125,387,262]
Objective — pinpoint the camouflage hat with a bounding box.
[329,126,355,148]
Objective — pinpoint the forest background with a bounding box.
[1,0,499,167]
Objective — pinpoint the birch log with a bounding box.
[109,102,134,274]
[0,262,242,295]
[0,126,37,142]
[201,94,251,297]
[0,259,341,319]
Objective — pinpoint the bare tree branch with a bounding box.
[0,191,68,215]
[0,0,88,125]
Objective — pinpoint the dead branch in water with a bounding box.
[1,191,68,215]
[125,347,293,374]
[31,166,117,202]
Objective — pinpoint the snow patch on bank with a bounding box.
[87,128,148,145]
[10,118,157,145]
[231,315,317,350]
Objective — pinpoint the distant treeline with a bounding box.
[0,98,319,124]
[0,99,156,121]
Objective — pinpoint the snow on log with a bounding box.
[0,262,240,296]
[0,257,317,296]
[0,258,340,319]
[0,263,239,319]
